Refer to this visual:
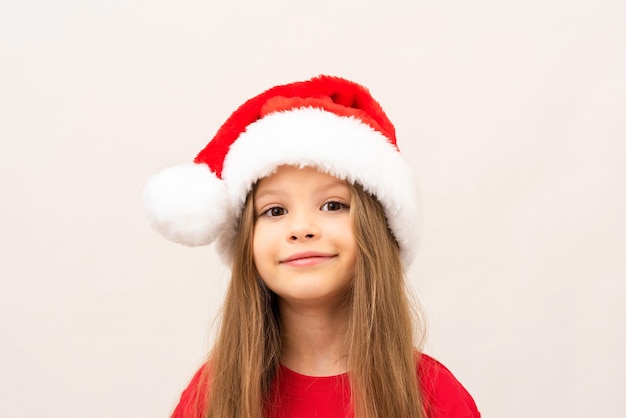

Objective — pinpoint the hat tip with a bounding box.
[143,162,229,246]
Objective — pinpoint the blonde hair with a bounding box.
[194,182,426,418]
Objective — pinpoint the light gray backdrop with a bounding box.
[1,1,624,417]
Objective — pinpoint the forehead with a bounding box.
[255,165,349,195]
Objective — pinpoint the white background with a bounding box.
[1,1,624,417]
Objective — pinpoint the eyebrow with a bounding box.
[254,188,285,201]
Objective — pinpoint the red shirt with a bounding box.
[172,354,480,417]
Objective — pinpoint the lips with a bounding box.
[280,251,337,267]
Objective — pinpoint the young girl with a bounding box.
[144,75,480,417]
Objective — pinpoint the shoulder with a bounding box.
[417,353,481,418]
[171,365,207,418]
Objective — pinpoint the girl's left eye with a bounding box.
[321,201,348,212]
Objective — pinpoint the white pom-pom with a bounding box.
[142,162,229,246]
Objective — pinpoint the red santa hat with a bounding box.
[143,75,420,267]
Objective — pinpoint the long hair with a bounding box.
[195,182,426,418]
[346,184,426,417]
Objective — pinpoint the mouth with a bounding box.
[280,251,337,266]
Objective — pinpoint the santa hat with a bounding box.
[143,75,420,267]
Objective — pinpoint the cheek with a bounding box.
[346,230,359,267]
[251,228,263,266]
[340,221,357,247]
[345,238,358,269]
[251,225,273,270]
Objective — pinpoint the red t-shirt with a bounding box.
[172,354,480,417]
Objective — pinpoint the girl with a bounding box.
[144,75,480,417]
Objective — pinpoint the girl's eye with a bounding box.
[262,206,286,217]
[321,201,347,212]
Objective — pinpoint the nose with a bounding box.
[290,232,315,241]
[288,211,320,242]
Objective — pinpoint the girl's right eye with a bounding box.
[261,206,286,217]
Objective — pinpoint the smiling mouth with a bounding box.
[280,252,337,267]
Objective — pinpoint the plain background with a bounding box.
[1,1,624,417]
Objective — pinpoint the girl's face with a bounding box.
[252,165,357,308]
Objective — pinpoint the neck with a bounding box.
[278,299,350,376]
